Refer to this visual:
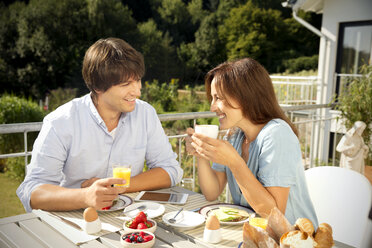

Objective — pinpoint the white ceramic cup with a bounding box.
[194,125,219,139]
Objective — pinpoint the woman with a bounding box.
[186,58,318,226]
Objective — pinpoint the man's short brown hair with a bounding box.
[82,38,145,96]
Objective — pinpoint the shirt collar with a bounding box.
[86,93,105,125]
[86,93,129,127]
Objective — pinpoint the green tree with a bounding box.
[218,1,287,72]
[155,0,196,46]
[137,19,181,82]
[0,2,27,95]
[178,13,225,75]
[0,0,138,99]
[178,0,241,83]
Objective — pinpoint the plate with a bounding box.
[98,195,132,212]
[199,203,254,225]
[162,211,205,230]
[123,201,165,218]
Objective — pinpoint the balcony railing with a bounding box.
[271,75,317,105]
[2,76,342,201]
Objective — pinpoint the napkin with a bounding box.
[33,209,123,245]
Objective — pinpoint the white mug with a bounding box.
[194,125,219,139]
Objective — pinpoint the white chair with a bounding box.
[305,166,372,247]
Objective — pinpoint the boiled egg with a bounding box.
[205,213,220,230]
[83,207,98,222]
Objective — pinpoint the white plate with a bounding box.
[98,195,132,212]
[123,201,165,218]
[199,203,254,225]
[162,211,205,230]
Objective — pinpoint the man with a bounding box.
[17,38,183,212]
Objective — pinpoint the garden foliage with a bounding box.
[0,94,45,180]
[0,0,321,99]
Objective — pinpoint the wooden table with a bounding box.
[0,187,354,248]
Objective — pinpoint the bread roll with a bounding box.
[280,230,317,248]
[295,218,315,237]
[314,223,334,248]
[243,222,259,248]
[243,222,279,248]
[267,207,295,243]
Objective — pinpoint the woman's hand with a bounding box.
[191,132,240,167]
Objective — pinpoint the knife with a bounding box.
[47,213,83,231]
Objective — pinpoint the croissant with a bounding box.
[295,218,315,237]
[314,223,334,248]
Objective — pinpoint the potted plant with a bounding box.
[335,64,372,180]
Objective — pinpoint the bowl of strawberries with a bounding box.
[120,230,155,248]
[123,211,157,233]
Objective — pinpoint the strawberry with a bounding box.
[134,211,147,223]
[137,223,147,229]
[101,206,111,210]
[143,235,153,242]
[128,220,138,229]
[145,220,153,228]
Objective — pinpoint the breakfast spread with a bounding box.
[212,207,250,222]
[242,207,334,248]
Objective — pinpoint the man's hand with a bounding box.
[81,177,100,188]
[83,178,126,210]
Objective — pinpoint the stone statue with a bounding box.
[336,121,369,174]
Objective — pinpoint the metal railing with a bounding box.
[0,102,338,182]
[271,76,317,105]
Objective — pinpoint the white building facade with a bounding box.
[285,0,372,163]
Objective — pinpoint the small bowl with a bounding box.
[123,218,157,233]
[120,230,155,248]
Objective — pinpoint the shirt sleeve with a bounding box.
[16,118,67,212]
[257,125,299,187]
[144,107,183,186]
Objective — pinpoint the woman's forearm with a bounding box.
[197,158,225,201]
[228,156,278,216]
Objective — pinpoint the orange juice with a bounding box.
[113,166,131,187]
[249,217,268,230]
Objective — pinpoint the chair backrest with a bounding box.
[305,166,372,247]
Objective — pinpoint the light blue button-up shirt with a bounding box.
[212,119,318,227]
[17,94,183,212]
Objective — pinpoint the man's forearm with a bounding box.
[30,184,88,211]
[123,167,171,193]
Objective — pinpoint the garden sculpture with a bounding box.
[336,121,369,174]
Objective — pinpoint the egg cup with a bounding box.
[84,218,102,234]
[203,228,222,244]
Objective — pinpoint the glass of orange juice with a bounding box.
[112,164,131,187]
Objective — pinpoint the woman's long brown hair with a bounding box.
[205,58,298,137]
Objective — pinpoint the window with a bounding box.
[335,21,372,96]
